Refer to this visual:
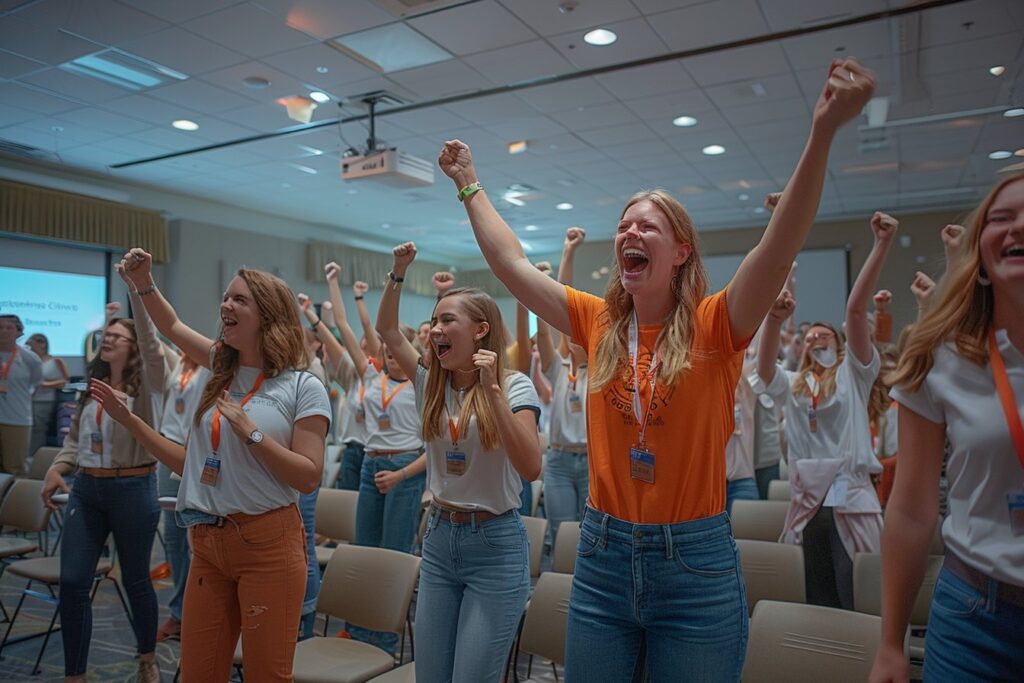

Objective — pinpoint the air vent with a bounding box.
[0,139,60,163]
[370,0,466,18]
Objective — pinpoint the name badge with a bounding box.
[823,475,849,508]
[1009,491,1024,536]
[378,411,391,430]
[733,405,742,435]
[175,397,186,414]
[808,407,818,433]
[201,457,221,486]
[630,445,655,484]
[446,450,467,476]
[90,432,103,455]
[758,393,774,410]
[355,406,366,424]
[569,393,582,413]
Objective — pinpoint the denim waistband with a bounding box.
[581,504,732,549]
[176,507,219,528]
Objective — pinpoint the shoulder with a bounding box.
[504,370,540,403]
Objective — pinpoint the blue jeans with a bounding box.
[754,464,780,500]
[59,472,161,676]
[924,564,1024,681]
[725,477,759,514]
[414,508,531,683]
[565,506,748,682]
[351,451,425,654]
[157,463,190,622]
[518,476,532,516]
[298,489,320,640]
[544,448,589,541]
[338,441,365,491]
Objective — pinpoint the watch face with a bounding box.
[250,430,264,443]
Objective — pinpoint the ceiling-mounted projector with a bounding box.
[341,148,434,187]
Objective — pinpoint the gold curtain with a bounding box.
[0,180,169,262]
[306,240,510,298]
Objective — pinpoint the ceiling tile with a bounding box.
[780,22,889,70]
[516,78,614,113]
[55,107,152,134]
[117,27,247,77]
[148,78,259,114]
[500,0,638,37]
[919,33,1022,77]
[720,97,810,127]
[0,103,37,128]
[622,89,716,122]
[596,60,696,100]
[683,43,791,87]
[17,67,133,104]
[409,1,537,56]
[256,0,394,40]
[0,123,86,154]
[463,40,573,85]
[918,0,1023,48]
[646,110,732,139]
[385,59,493,99]
[447,93,539,125]
[0,15,101,65]
[183,3,318,59]
[383,107,472,135]
[575,122,659,147]
[651,0,769,52]
[757,0,887,31]
[632,0,709,13]
[14,0,168,46]
[117,0,246,24]
[549,17,669,70]
[101,94,204,127]
[7,116,115,146]
[0,82,81,114]
[261,43,377,87]
[549,102,639,132]
[0,48,47,80]
[703,72,802,109]
[200,61,311,101]
[483,116,568,141]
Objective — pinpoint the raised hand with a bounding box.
[321,301,334,327]
[119,247,153,290]
[769,289,796,322]
[89,378,133,426]
[297,292,311,310]
[432,271,455,293]
[871,211,898,242]
[393,242,417,272]
[105,301,122,323]
[812,58,877,135]
[535,261,553,276]
[941,224,966,262]
[353,281,369,297]
[873,289,893,312]
[473,348,500,393]
[564,227,586,251]
[324,262,341,282]
[910,271,936,309]
[764,192,783,213]
[438,140,476,184]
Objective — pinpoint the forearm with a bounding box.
[401,453,427,479]
[248,438,322,493]
[125,413,187,475]
[847,239,893,360]
[878,503,936,649]
[328,281,367,373]
[536,317,555,372]
[356,299,379,358]
[130,290,167,391]
[461,187,531,279]
[757,318,784,384]
[514,303,530,373]
[558,245,576,286]
[376,266,405,348]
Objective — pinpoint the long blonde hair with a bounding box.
[195,269,309,424]
[891,175,1023,392]
[868,343,899,423]
[420,288,507,451]
[589,190,710,391]
[791,321,845,400]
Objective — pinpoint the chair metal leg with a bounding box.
[406,610,414,662]
[0,582,30,658]
[31,599,60,675]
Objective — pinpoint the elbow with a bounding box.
[296,475,320,495]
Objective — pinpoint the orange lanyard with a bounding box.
[989,329,1024,470]
[446,409,460,448]
[807,372,823,411]
[0,346,17,380]
[178,367,195,394]
[95,401,104,430]
[379,373,410,413]
[359,382,365,408]
[568,368,578,392]
[211,373,265,454]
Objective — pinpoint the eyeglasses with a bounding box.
[102,332,134,343]
[804,331,836,344]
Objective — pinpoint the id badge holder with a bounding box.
[446,450,467,476]
[1008,490,1024,536]
[569,393,582,413]
[733,405,742,435]
[175,397,186,414]
[808,407,818,433]
[378,411,391,430]
[630,445,655,484]
[201,457,221,486]
[90,432,103,455]
[355,406,366,424]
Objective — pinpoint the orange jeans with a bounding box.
[181,504,306,682]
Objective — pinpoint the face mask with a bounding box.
[810,347,837,369]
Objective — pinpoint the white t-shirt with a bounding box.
[873,401,898,459]
[76,397,135,468]
[34,357,65,403]
[415,364,540,514]
[361,364,421,453]
[892,330,1024,586]
[758,348,881,477]
[749,372,784,470]
[725,358,757,481]
[160,364,207,445]
[176,366,331,517]
[544,358,588,449]
[330,352,368,446]
[0,346,43,426]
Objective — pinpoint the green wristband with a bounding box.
[457,182,483,202]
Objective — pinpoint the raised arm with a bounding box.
[325,262,368,376]
[910,272,937,319]
[352,280,380,359]
[439,140,572,336]
[512,303,531,373]
[534,263,558,374]
[757,289,795,387]
[847,212,898,364]
[375,242,423,382]
[726,59,876,341]
[477,351,541,481]
[872,289,893,343]
[120,264,167,394]
[298,293,346,373]
[119,248,215,368]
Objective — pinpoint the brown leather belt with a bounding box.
[945,552,1024,609]
[366,449,416,457]
[550,444,588,454]
[80,464,156,479]
[431,502,512,525]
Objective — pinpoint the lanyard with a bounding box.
[380,373,410,412]
[0,346,17,380]
[805,372,822,411]
[628,311,659,446]
[568,367,578,392]
[211,372,265,454]
[444,381,461,448]
[178,367,195,394]
[989,329,1024,470]
[359,382,365,408]
[95,400,104,430]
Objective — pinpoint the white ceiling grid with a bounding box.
[0,0,1020,261]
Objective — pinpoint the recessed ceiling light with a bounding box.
[172,119,198,131]
[989,65,1006,76]
[1005,108,1024,118]
[309,91,330,104]
[381,223,391,229]
[989,150,1012,160]
[738,193,749,201]
[583,28,617,46]
[672,115,697,127]
[316,66,329,74]
[754,207,767,214]
[524,225,539,232]
[556,202,574,210]
[298,145,323,156]
[508,140,528,155]
[702,144,726,156]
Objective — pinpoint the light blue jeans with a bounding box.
[725,477,759,515]
[414,507,531,683]
[924,563,1024,680]
[298,489,320,640]
[544,448,589,541]
[565,505,748,682]
[351,451,425,654]
[157,463,189,623]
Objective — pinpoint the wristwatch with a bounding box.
[245,429,264,446]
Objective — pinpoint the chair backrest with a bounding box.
[521,515,549,578]
[317,544,421,635]
[778,458,788,480]
[0,478,52,533]
[314,488,358,543]
[27,447,60,480]
[551,521,580,574]
[322,462,341,488]
[0,473,15,504]
[743,600,881,682]
[530,480,542,517]
[853,552,943,625]
[736,539,805,615]
[730,500,789,542]
[518,571,573,665]
[766,479,790,501]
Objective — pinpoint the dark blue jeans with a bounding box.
[565,505,748,682]
[59,471,160,676]
[338,441,365,491]
[298,489,320,639]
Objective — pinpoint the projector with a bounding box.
[341,148,434,187]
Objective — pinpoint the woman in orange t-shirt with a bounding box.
[439,58,875,682]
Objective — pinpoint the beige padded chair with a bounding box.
[521,515,549,579]
[743,600,881,682]
[853,552,943,624]
[514,571,573,681]
[551,521,580,575]
[0,472,15,504]
[778,458,788,480]
[529,480,543,517]
[323,461,342,488]
[314,488,359,568]
[736,539,805,615]
[26,447,60,481]
[766,480,790,501]
[368,663,415,682]
[0,479,52,561]
[289,545,421,683]
[730,500,789,542]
